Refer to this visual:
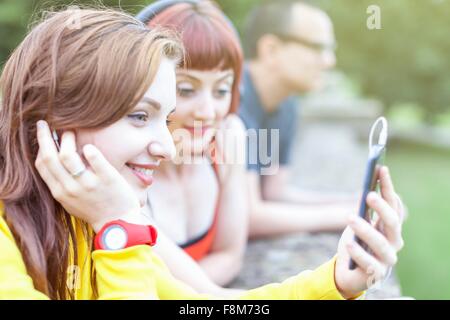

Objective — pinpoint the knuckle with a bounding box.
[385,215,399,229]
[59,151,71,163]
[361,223,374,238]
[83,180,97,192]
[379,241,390,256]
[63,183,79,197]
[41,154,53,165]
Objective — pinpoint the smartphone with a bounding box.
[348,143,386,270]
[52,129,61,151]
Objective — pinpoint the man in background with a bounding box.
[239,0,357,237]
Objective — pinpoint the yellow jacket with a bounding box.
[0,202,347,300]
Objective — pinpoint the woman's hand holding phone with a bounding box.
[334,166,405,299]
[34,120,142,233]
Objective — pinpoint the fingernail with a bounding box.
[37,120,47,129]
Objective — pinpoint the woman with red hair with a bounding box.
[140,0,248,296]
[138,0,405,298]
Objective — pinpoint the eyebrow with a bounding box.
[139,97,161,111]
[176,71,234,83]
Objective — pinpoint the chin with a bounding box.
[125,179,150,207]
[186,139,213,158]
[136,189,148,207]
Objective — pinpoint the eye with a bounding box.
[177,82,196,98]
[214,87,231,98]
[166,111,175,126]
[177,87,195,98]
[128,112,149,125]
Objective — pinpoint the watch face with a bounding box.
[102,225,128,250]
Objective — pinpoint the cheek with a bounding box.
[170,100,193,127]
[216,100,231,120]
[75,129,132,170]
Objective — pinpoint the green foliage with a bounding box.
[0,0,31,66]
[387,142,450,299]
[0,0,148,66]
[1,0,449,122]
[315,0,450,123]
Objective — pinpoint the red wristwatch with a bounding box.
[94,220,158,251]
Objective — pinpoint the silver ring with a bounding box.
[71,167,86,178]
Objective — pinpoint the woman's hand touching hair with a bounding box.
[34,120,142,232]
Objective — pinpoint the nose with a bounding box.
[147,127,176,161]
[193,91,216,122]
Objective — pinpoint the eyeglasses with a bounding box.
[276,34,337,53]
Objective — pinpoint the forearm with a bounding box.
[153,253,350,300]
[198,250,244,287]
[263,176,358,205]
[249,200,352,238]
[151,228,245,297]
[275,185,359,205]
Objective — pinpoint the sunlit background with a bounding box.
[1,0,449,299]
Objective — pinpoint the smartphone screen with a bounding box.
[349,144,385,270]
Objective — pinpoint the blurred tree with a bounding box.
[315,0,450,123]
[1,0,449,122]
[0,0,32,66]
[218,0,450,123]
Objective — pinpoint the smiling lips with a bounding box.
[126,162,159,187]
[183,125,213,136]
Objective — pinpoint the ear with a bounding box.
[256,34,284,64]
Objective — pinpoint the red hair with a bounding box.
[148,1,243,113]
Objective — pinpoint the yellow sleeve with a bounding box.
[91,245,159,300]
[149,250,346,300]
[1,211,350,300]
[235,257,345,300]
[0,213,160,300]
[0,217,49,300]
